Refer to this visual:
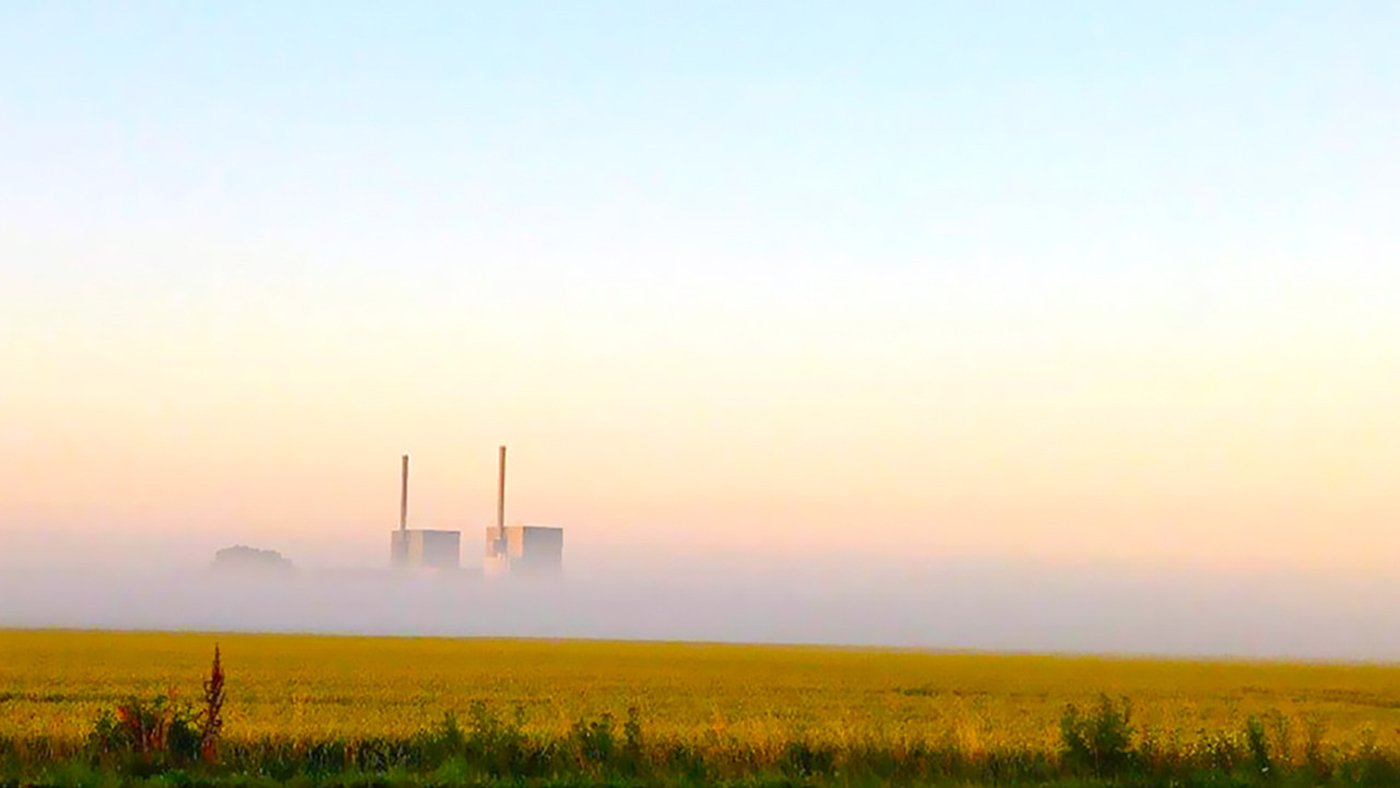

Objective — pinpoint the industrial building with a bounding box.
[485,524,563,576]
[483,446,564,577]
[389,454,462,570]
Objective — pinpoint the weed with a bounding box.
[198,644,226,763]
[1245,716,1272,776]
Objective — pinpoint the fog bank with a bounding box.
[2,557,1396,661]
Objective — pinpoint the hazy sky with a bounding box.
[3,2,1398,576]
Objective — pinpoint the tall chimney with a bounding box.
[496,445,507,532]
[399,454,409,533]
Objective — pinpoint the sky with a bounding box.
[2,2,1399,590]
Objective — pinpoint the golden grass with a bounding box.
[2,629,1398,757]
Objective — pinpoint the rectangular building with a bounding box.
[390,529,461,570]
[484,525,563,576]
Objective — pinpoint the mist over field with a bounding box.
[3,538,1396,660]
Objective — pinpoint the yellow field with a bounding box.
[2,629,1399,757]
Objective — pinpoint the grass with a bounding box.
[3,629,1400,785]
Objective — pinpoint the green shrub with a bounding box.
[1060,694,1135,777]
[571,712,615,766]
[1303,715,1331,780]
[782,739,835,778]
[465,701,535,776]
[1245,716,1272,776]
[84,644,223,775]
[87,695,201,764]
[620,705,646,775]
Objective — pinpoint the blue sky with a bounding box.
[5,1,1396,280]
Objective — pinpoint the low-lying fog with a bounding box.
[2,532,1396,661]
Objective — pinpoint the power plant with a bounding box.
[389,454,462,570]
[389,447,563,576]
[483,446,564,577]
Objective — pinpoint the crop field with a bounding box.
[4,629,1400,784]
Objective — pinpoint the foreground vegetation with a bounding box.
[3,630,1400,785]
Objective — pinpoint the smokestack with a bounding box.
[497,445,506,532]
[400,454,409,533]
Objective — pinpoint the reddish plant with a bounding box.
[114,698,169,754]
[198,644,226,763]
[88,645,224,765]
